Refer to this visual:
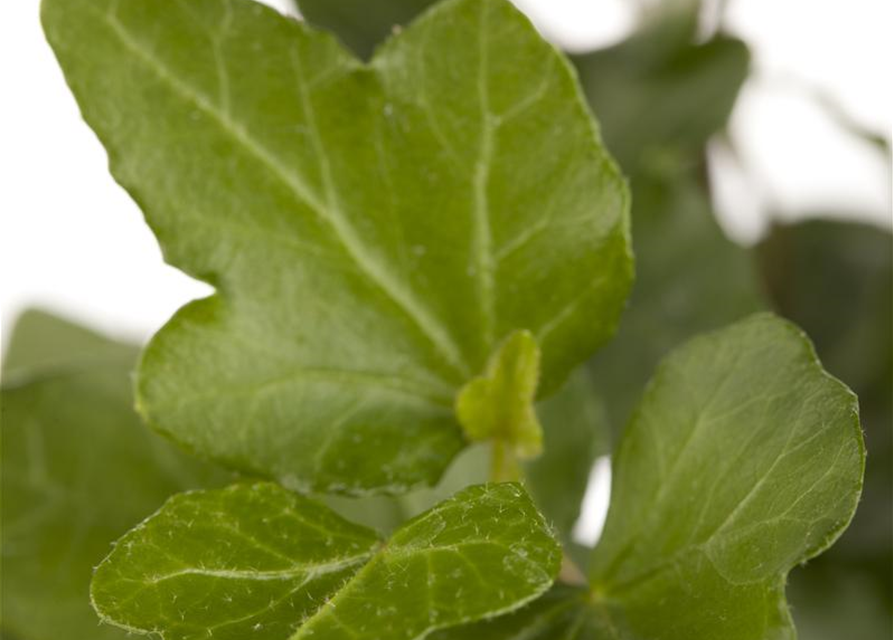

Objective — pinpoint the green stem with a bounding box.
[490,439,521,482]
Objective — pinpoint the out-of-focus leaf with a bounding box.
[759,219,893,625]
[91,482,561,640]
[1,311,229,640]
[786,562,890,640]
[297,0,435,59]
[43,0,632,496]
[526,368,608,543]
[572,2,762,439]
[760,220,891,411]
[573,8,750,171]
[2,308,133,376]
[589,161,764,437]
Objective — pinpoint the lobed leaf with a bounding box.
[42,0,632,495]
[91,482,561,640]
[436,313,865,639]
[587,313,863,639]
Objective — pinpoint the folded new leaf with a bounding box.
[91,482,561,640]
[432,314,864,640]
[42,0,632,495]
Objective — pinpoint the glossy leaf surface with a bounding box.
[42,0,631,495]
[574,1,763,439]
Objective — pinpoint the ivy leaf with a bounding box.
[434,313,864,639]
[43,0,632,495]
[525,367,609,545]
[326,366,610,547]
[577,0,762,442]
[1,311,229,640]
[588,165,764,439]
[428,584,588,640]
[759,220,893,634]
[2,308,134,376]
[573,5,750,171]
[589,313,864,639]
[91,482,561,640]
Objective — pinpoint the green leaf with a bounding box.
[2,308,134,376]
[299,0,750,173]
[786,561,891,640]
[91,483,380,640]
[759,219,893,630]
[428,584,589,640]
[1,311,229,640]
[297,0,435,59]
[573,9,750,172]
[588,313,863,639]
[43,0,632,495]
[588,164,764,439]
[435,313,864,639]
[91,482,561,640]
[525,367,609,545]
[325,367,610,546]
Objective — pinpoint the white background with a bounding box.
[1,0,890,543]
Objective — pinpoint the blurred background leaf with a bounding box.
[2,309,134,375]
[1,311,231,640]
[578,3,765,440]
[296,0,435,58]
[759,219,892,639]
[586,159,765,438]
[572,5,750,172]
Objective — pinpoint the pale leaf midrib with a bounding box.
[143,549,373,585]
[292,534,549,639]
[472,1,496,349]
[94,5,470,382]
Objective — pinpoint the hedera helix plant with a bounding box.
[2,0,866,638]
